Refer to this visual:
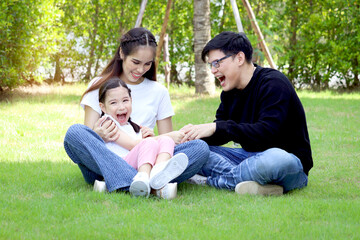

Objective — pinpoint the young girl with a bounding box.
[96,77,188,198]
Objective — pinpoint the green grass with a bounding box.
[1,84,359,239]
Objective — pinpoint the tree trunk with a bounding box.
[155,0,172,69]
[134,0,148,27]
[53,54,62,83]
[218,0,226,32]
[163,34,170,89]
[84,1,99,81]
[119,0,126,35]
[288,0,298,85]
[94,41,104,77]
[229,0,244,32]
[193,0,214,94]
[351,56,359,88]
[170,65,180,85]
[241,0,276,69]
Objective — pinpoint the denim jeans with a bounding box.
[64,124,209,192]
[200,146,308,193]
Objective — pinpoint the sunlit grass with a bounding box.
[297,90,360,99]
[0,83,86,162]
[0,83,359,239]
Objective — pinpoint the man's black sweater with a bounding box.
[203,66,313,175]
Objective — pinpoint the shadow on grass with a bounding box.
[0,159,231,207]
[0,83,85,104]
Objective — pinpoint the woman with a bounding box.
[64,27,209,197]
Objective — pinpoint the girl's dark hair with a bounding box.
[82,27,157,101]
[201,32,253,63]
[99,77,140,133]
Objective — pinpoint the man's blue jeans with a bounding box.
[200,146,308,192]
[64,124,209,192]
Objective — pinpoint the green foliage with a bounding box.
[140,0,195,84]
[58,0,139,82]
[0,0,359,90]
[0,0,61,89]
[274,0,359,89]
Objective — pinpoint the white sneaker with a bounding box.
[235,181,283,196]
[149,153,189,190]
[129,172,150,198]
[94,180,107,193]
[154,183,178,200]
[186,174,207,186]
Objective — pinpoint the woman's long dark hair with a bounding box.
[82,27,157,101]
[98,77,140,133]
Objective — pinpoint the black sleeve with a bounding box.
[204,77,293,151]
[201,92,232,146]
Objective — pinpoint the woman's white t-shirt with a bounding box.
[81,77,174,130]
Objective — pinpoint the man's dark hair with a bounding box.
[201,32,253,63]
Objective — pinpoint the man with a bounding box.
[181,31,313,196]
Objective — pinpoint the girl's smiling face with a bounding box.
[119,46,155,85]
[99,86,132,126]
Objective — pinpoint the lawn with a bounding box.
[0,83,359,239]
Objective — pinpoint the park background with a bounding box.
[1,0,360,239]
[0,0,359,92]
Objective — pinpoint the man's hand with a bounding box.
[180,123,216,143]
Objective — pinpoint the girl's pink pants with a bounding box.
[124,136,175,170]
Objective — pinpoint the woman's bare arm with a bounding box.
[84,105,119,142]
[156,116,185,144]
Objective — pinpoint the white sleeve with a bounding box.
[79,77,102,115]
[157,88,174,120]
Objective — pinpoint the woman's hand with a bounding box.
[93,116,120,142]
[140,126,155,138]
[180,123,216,143]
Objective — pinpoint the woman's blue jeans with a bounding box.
[200,146,308,193]
[64,124,209,192]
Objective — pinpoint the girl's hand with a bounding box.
[93,116,120,142]
[140,126,155,138]
[166,131,186,145]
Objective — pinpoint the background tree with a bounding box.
[0,0,61,89]
[193,0,214,94]
[274,0,359,90]
[167,0,194,85]
[1,0,359,91]
[57,0,139,82]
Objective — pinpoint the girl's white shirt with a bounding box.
[101,114,142,158]
[81,77,174,130]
